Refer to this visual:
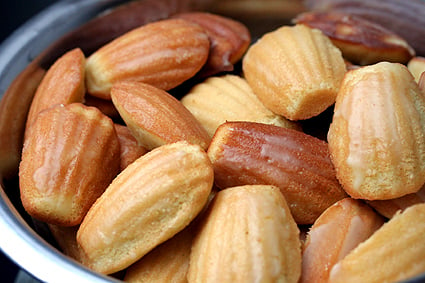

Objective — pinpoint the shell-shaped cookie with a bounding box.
[294,11,415,65]
[328,62,425,200]
[114,124,148,171]
[173,12,251,77]
[181,74,300,137]
[19,103,121,226]
[328,203,425,283]
[124,226,193,283]
[111,81,211,151]
[242,24,346,120]
[76,141,214,274]
[26,48,86,131]
[85,18,210,99]
[0,64,45,179]
[207,121,347,224]
[304,0,425,56]
[301,198,384,283]
[188,185,301,283]
[407,56,425,83]
[367,185,425,219]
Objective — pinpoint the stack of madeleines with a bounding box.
[9,0,425,282]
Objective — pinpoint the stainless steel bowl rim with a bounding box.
[1,1,425,283]
[0,1,124,282]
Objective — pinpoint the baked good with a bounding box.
[242,24,346,120]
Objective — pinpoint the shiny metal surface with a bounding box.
[0,1,132,282]
[0,0,424,282]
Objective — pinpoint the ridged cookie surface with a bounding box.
[188,185,301,283]
[19,103,120,226]
[328,203,425,283]
[77,141,213,274]
[243,24,346,120]
[328,62,425,200]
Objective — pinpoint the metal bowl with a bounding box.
[0,0,424,282]
[0,2,133,281]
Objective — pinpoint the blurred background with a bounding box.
[0,0,57,44]
[1,2,57,282]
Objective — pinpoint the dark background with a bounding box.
[0,2,58,282]
[0,0,58,44]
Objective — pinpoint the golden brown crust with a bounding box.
[301,198,384,283]
[188,185,301,283]
[76,141,214,274]
[328,203,425,283]
[19,103,120,226]
[328,62,425,200]
[114,124,148,171]
[207,121,346,224]
[26,48,86,131]
[124,226,193,283]
[111,81,211,150]
[242,24,346,120]
[85,18,210,99]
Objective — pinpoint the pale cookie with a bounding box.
[328,62,425,200]
[181,74,300,137]
[124,226,193,283]
[188,185,301,283]
[243,24,346,120]
[328,203,425,283]
[77,141,213,274]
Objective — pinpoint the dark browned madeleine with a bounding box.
[0,63,45,179]
[173,12,251,77]
[207,121,347,224]
[294,11,415,65]
[304,0,425,56]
